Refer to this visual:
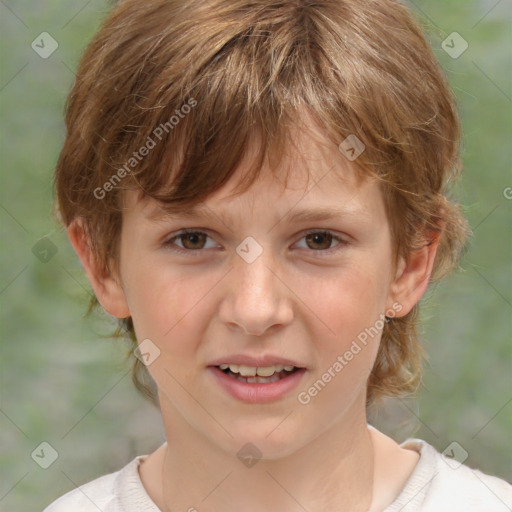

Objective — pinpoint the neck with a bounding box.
[157,398,375,512]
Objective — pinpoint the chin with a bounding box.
[215,421,309,461]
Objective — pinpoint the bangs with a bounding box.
[60,0,458,223]
[102,5,311,207]
[75,0,414,215]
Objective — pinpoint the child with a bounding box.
[45,0,512,510]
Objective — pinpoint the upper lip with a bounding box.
[208,354,306,368]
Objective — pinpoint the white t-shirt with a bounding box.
[42,438,512,512]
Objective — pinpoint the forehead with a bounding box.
[123,119,381,224]
[126,169,382,236]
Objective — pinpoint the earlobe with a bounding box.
[67,220,131,319]
[387,233,440,317]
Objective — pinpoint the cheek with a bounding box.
[124,263,217,353]
[298,269,388,410]
[302,263,390,341]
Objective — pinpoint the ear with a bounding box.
[387,232,441,317]
[67,220,130,319]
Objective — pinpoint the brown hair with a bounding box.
[54,0,470,407]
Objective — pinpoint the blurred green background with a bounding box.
[0,0,511,510]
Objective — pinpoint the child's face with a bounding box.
[103,126,413,457]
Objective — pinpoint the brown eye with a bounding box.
[295,230,347,256]
[304,231,334,250]
[178,231,208,250]
[164,230,217,255]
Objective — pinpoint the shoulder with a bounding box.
[41,471,119,512]
[392,438,512,512]
[42,455,148,512]
[426,449,512,512]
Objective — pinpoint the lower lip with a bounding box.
[208,367,307,403]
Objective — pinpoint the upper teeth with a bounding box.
[219,364,295,377]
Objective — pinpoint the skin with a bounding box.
[69,121,438,512]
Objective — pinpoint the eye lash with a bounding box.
[163,229,213,257]
[163,229,348,256]
[300,229,348,255]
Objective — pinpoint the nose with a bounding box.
[218,248,294,336]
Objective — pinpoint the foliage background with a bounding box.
[0,0,511,509]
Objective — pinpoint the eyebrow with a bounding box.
[281,206,366,223]
[147,203,368,225]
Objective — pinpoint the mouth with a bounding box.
[208,356,307,402]
[217,363,300,384]
[209,362,306,403]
